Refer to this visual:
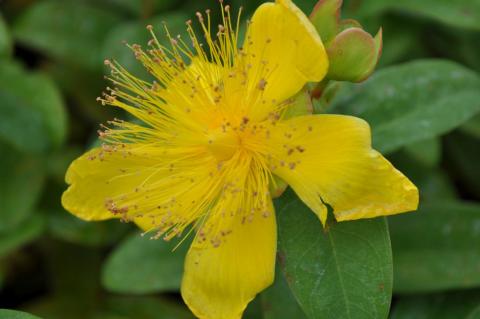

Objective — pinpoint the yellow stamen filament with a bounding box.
[95,3,295,247]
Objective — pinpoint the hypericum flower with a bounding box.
[62,0,418,318]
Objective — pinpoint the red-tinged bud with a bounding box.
[310,0,383,83]
[327,27,382,82]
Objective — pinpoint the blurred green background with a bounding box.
[0,0,480,318]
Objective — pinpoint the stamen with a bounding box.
[97,3,284,247]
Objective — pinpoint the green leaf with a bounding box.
[102,231,188,293]
[244,300,264,319]
[0,143,45,232]
[0,310,42,319]
[398,1,480,31]
[445,132,480,198]
[347,0,480,31]
[0,61,67,154]
[390,201,480,293]
[330,60,480,154]
[102,13,189,79]
[13,0,122,70]
[47,209,130,247]
[0,14,12,57]
[404,138,441,168]
[261,267,307,319]
[275,190,392,319]
[390,291,480,319]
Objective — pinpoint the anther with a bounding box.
[258,78,267,90]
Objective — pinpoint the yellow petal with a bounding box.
[62,147,166,230]
[269,115,419,225]
[243,0,328,103]
[63,148,131,221]
[181,203,276,319]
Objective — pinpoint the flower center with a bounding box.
[206,127,240,162]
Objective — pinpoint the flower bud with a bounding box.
[310,0,382,82]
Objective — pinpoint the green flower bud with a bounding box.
[310,0,383,82]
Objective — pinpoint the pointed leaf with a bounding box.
[261,266,307,319]
[275,190,392,319]
[102,231,188,293]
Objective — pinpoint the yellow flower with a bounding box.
[62,0,418,318]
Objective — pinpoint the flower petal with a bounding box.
[62,148,160,230]
[243,0,328,103]
[269,115,418,225]
[181,202,276,319]
[63,146,214,232]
